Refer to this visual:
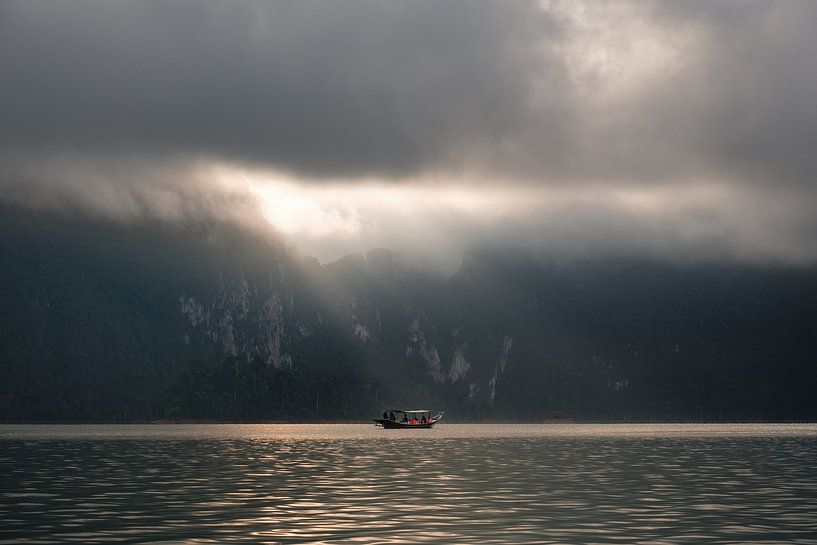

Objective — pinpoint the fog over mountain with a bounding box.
[2,1,817,266]
[1,1,816,421]
[3,206,816,422]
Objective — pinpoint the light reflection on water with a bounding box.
[2,424,817,544]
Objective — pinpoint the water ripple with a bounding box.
[1,425,817,543]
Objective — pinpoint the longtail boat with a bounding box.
[373,409,444,429]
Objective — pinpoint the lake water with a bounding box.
[2,424,817,544]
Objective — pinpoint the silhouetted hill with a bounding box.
[2,206,816,422]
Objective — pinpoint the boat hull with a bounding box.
[374,419,436,429]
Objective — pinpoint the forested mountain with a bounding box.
[2,205,816,422]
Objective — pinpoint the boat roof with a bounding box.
[385,409,431,413]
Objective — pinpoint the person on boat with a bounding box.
[420,415,427,424]
[410,416,418,425]
[382,411,389,420]
[401,414,408,423]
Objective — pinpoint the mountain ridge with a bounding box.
[2,206,816,422]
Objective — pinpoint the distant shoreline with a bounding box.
[3,419,816,425]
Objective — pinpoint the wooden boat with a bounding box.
[543,411,575,424]
[374,409,444,429]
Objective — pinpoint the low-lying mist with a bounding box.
[2,155,816,273]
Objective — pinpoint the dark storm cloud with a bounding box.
[1,1,816,267]
[0,1,558,178]
[2,0,816,185]
[632,0,817,188]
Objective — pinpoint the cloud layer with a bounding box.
[1,1,816,268]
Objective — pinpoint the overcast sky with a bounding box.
[2,1,816,269]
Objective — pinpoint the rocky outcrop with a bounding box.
[488,335,513,402]
[407,318,444,382]
[179,275,292,368]
[449,344,471,382]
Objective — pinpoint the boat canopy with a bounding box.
[384,409,430,414]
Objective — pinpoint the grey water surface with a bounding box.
[2,424,817,544]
